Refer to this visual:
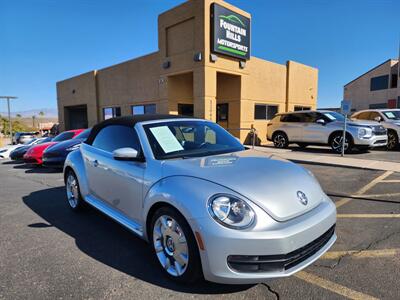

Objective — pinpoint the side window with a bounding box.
[355,112,370,120]
[368,112,380,121]
[281,113,302,122]
[92,125,141,153]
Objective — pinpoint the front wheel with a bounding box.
[151,206,202,283]
[330,133,353,153]
[272,132,289,148]
[387,131,399,150]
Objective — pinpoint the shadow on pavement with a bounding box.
[22,187,253,294]
[263,144,373,155]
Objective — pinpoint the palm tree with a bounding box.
[16,113,22,118]
[38,111,45,117]
[32,115,36,128]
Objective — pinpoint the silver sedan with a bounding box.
[64,115,336,284]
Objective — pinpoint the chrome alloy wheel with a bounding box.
[273,134,287,148]
[331,135,349,152]
[387,132,398,150]
[153,215,189,277]
[66,173,79,208]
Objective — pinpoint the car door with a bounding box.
[301,112,329,143]
[279,113,304,141]
[82,124,145,223]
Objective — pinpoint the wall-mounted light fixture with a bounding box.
[210,54,218,62]
[162,61,170,69]
[194,52,202,62]
[239,61,246,69]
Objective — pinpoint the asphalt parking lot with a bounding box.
[0,160,399,299]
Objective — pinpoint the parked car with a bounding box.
[24,129,84,165]
[12,132,36,145]
[43,128,91,168]
[0,138,43,159]
[267,110,387,153]
[9,137,52,161]
[64,115,336,284]
[351,109,400,150]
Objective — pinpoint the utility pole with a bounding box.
[0,96,18,143]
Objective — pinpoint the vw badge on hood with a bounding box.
[297,191,308,205]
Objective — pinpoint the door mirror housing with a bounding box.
[316,119,326,125]
[374,116,382,122]
[113,147,140,161]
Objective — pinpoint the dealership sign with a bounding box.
[211,3,251,60]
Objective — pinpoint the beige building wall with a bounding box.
[57,0,318,144]
[344,59,399,111]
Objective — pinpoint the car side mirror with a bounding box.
[316,119,325,125]
[374,116,382,122]
[113,147,140,161]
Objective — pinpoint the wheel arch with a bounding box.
[63,150,89,197]
[328,130,354,144]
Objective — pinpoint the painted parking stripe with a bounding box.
[337,214,400,218]
[322,249,398,259]
[380,179,400,183]
[295,271,378,300]
[336,171,393,208]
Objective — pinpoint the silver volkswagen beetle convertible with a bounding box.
[64,115,336,284]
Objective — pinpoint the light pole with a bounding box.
[0,96,18,143]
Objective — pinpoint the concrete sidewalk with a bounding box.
[253,146,400,172]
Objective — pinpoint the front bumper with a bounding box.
[353,134,387,148]
[191,198,336,284]
[23,155,42,165]
[42,156,65,168]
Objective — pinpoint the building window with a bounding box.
[370,75,389,91]
[217,103,229,121]
[254,104,278,120]
[390,74,398,88]
[294,106,311,111]
[131,104,156,115]
[178,104,194,116]
[103,107,121,120]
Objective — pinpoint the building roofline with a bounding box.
[344,59,395,87]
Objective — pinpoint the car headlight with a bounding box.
[66,144,81,151]
[358,128,372,138]
[0,149,7,153]
[208,194,255,229]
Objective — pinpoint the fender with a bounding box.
[63,150,90,197]
[141,175,239,241]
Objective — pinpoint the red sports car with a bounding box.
[23,129,84,165]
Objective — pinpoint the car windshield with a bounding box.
[322,112,346,122]
[383,110,400,120]
[74,128,91,140]
[52,131,75,142]
[143,120,245,160]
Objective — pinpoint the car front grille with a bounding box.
[227,225,335,273]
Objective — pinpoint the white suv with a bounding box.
[352,109,400,150]
[267,110,387,153]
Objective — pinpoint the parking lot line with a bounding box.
[380,180,400,183]
[322,249,398,259]
[335,171,394,208]
[337,214,400,218]
[295,271,378,300]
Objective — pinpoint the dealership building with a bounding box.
[344,58,399,112]
[57,0,318,143]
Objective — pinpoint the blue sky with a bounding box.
[0,0,398,112]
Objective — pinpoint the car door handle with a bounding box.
[93,159,99,167]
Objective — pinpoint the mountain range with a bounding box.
[0,108,58,118]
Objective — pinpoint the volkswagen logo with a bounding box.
[297,191,308,205]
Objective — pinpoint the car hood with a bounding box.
[161,150,325,222]
[46,138,83,152]
[346,119,380,127]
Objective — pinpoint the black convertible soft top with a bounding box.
[85,114,193,145]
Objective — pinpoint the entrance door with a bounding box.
[178,104,194,117]
[65,105,88,129]
[216,103,229,129]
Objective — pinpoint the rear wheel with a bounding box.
[151,206,202,283]
[272,132,289,148]
[330,133,353,153]
[387,130,399,150]
[65,170,85,211]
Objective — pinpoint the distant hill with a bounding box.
[0,108,58,118]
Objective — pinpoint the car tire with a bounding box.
[150,206,202,283]
[65,170,85,211]
[330,132,353,154]
[387,130,399,151]
[272,132,289,148]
